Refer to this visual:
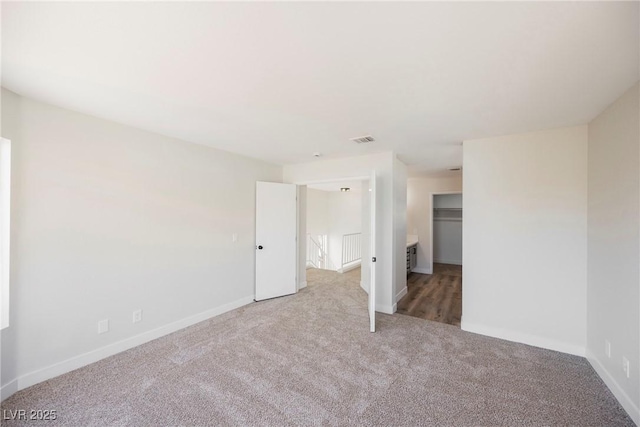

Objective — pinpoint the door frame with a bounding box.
[293,175,370,293]
[429,191,463,273]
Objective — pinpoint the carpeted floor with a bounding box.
[1,268,633,426]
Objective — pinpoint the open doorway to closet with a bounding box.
[397,192,462,327]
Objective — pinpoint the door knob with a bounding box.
[257,245,263,250]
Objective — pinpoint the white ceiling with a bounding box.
[2,2,638,176]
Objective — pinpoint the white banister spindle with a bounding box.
[341,233,361,271]
[307,234,334,270]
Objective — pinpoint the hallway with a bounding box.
[396,263,462,326]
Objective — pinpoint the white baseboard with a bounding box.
[298,281,307,290]
[433,259,462,265]
[1,295,255,402]
[412,267,432,274]
[0,379,17,402]
[396,286,408,302]
[338,260,361,274]
[461,320,585,357]
[376,303,395,315]
[587,350,640,425]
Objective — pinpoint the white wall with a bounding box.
[327,189,362,270]
[1,91,20,398]
[297,185,307,290]
[393,158,408,304]
[462,126,588,356]
[433,222,462,265]
[306,189,329,237]
[0,89,281,399]
[587,82,639,423]
[407,176,462,274]
[306,187,362,271]
[284,152,399,314]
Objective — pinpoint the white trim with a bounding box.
[376,303,395,315]
[461,320,585,357]
[587,350,640,425]
[298,281,307,290]
[0,379,17,402]
[338,260,361,274]
[2,295,254,400]
[396,286,408,302]
[411,267,432,275]
[433,259,462,266]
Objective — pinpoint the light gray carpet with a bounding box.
[1,268,633,426]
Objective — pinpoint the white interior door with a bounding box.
[255,181,297,301]
[369,171,377,332]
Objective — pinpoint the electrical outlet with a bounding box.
[605,340,611,358]
[232,233,238,243]
[98,319,109,334]
[623,357,630,378]
[133,309,142,324]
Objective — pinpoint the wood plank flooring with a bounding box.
[396,263,462,327]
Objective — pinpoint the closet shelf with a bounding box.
[433,205,463,222]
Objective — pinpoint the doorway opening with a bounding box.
[397,192,462,326]
[304,179,364,294]
[255,171,377,332]
[293,173,377,332]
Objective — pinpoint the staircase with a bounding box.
[306,234,334,270]
[307,233,362,272]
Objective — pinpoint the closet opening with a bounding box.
[397,192,462,327]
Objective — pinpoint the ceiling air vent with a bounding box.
[350,135,375,144]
